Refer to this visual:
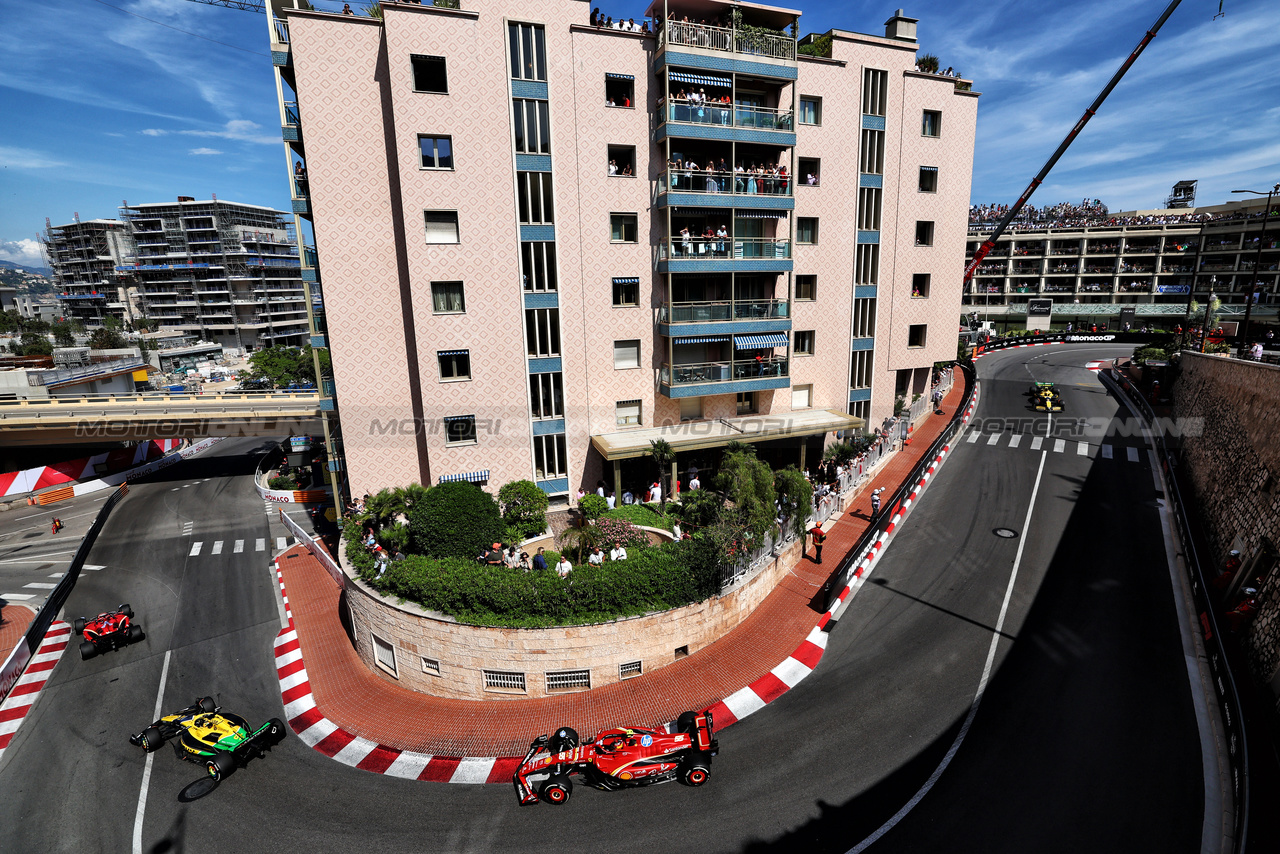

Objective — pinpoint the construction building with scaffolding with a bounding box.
[41,217,134,329]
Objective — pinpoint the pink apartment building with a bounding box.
[267,0,977,502]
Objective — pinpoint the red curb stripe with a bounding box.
[839,585,852,600]
[816,612,831,629]
[487,756,524,783]
[41,642,68,653]
[749,672,790,704]
[275,637,300,656]
[0,704,33,723]
[25,660,57,674]
[10,681,46,697]
[281,681,312,706]
[419,756,462,782]
[706,700,736,728]
[356,744,403,774]
[791,640,824,669]
[288,706,325,733]
[277,658,306,680]
[313,727,357,757]
[0,733,12,750]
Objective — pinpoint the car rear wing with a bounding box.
[694,710,716,754]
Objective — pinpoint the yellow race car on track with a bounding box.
[1030,382,1064,412]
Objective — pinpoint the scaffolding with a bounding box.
[1166,179,1197,209]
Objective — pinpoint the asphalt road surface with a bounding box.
[0,346,1215,854]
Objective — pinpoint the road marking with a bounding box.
[850,451,1049,854]
[83,564,105,571]
[1053,439,1065,454]
[211,541,223,555]
[1077,442,1089,456]
[276,537,287,551]
[1102,444,1113,459]
[132,649,171,854]
[1031,436,1043,450]
[182,484,191,489]
[0,593,35,601]
[1127,446,1139,462]
[986,433,1000,446]
[0,550,78,564]
[189,542,202,556]
[1008,434,1022,448]
[48,573,65,578]
[967,431,980,444]
[23,583,57,590]
[233,540,244,554]
[256,539,266,552]
[169,487,180,492]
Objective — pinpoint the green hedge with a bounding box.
[601,503,676,532]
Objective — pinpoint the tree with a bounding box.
[12,332,52,356]
[648,439,675,511]
[679,487,724,530]
[579,493,608,522]
[52,322,75,348]
[773,466,813,540]
[717,449,776,541]
[556,516,602,565]
[88,324,127,350]
[498,479,550,539]
[916,53,940,73]
[407,481,505,559]
[247,345,318,388]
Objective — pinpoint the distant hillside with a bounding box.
[0,260,53,278]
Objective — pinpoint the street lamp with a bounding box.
[1231,183,1279,352]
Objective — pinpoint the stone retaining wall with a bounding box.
[1172,352,1280,692]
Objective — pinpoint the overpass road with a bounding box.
[0,345,1219,853]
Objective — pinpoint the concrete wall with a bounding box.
[342,535,803,700]
[1172,352,1280,691]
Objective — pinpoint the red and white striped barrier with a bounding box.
[0,622,71,761]
[0,440,179,498]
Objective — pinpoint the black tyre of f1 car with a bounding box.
[73,618,86,634]
[140,725,164,752]
[540,774,572,805]
[549,727,579,754]
[127,625,143,643]
[206,752,236,782]
[266,718,286,742]
[676,711,699,735]
[79,640,97,660]
[680,753,712,787]
[198,697,217,713]
[120,604,133,619]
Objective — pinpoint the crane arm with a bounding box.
[183,0,266,12]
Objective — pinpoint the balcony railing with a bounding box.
[303,245,318,267]
[659,299,789,324]
[659,101,794,132]
[658,237,791,261]
[661,357,789,387]
[273,17,289,44]
[659,168,793,197]
[661,20,796,61]
[284,102,300,126]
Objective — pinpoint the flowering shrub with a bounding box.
[594,517,649,549]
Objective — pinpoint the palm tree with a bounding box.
[556,517,602,565]
[648,439,675,511]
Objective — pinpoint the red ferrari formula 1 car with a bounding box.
[73,604,143,660]
[513,710,717,805]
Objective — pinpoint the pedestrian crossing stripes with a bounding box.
[277,537,287,551]
[189,542,202,556]
[1053,439,1065,454]
[234,540,245,554]
[1127,447,1139,462]
[23,583,57,590]
[256,539,266,552]
[180,539,269,557]
[1031,436,1043,450]
[181,522,194,536]
[211,541,223,555]
[1102,445,1113,459]
[962,429,1148,462]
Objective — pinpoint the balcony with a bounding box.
[657,168,793,209]
[659,19,796,62]
[658,298,790,337]
[659,356,789,398]
[656,99,795,144]
[657,237,791,273]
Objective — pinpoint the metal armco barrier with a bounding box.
[279,508,343,588]
[823,365,977,614]
[1102,368,1248,853]
[973,331,1166,357]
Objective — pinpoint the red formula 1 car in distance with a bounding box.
[73,604,143,660]
[514,710,717,805]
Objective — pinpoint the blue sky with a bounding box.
[1,0,1276,269]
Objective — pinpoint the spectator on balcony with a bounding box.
[341,3,354,15]
[680,225,693,256]
[734,163,746,193]
[716,224,728,255]
[608,159,618,176]
[705,162,718,193]
[590,7,601,26]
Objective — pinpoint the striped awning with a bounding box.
[606,72,634,80]
[734,211,789,219]
[920,165,938,172]
[674,335,730,344]
[439,469,490,484]
[668,70,731,88]
[671,207,730,216]
[612,277,639,284]
[437,349,469,356]
[734,333,788,349]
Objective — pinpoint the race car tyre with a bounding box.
[680,754,712,787]
[127,625,143,643]
[266,718,286,742]
[120,604,133,619]
[676,711,699,735]
[540,775,572,805]
[549,727,579,754]
[79,640,97,660]
[206,753,235,783]
[139,725,164,751]
[73,618,86,634]
[198,697,217,713]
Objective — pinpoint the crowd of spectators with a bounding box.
[589,7,653,33]
[970,199,1280,231]
[667,158,791,195]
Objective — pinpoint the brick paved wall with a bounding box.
[1172,352,1280,690]
[342,536,804,700]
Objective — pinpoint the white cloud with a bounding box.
[0,146,67,170]
[189,147,223,156]
[0,239,47,269]
[140,120,277,146]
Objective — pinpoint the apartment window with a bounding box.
[908,325,927,348]
[857,188,882,230]
[529,372,564,419]
[521,241,557,292]
[608,145,635,177]
[372,633,397,675]
[795,274,816,301]
[736,392,756,415]
[797,218,818,245]
[612,276,638,306]
[613,339,640,369]
[437,349,471,381]
[861,68,888,117]
[525,308,561,357]
[859,129,885,175]
[799,96,822,125]
[680,397,703,421]
[852,297,877,338]
[508,23,547,81]
[851,350,873,389]
[430,280,465,313]
[411,55,448,94]
[424,211,459,244]
[798,157,820,187]
[444,415,477,445]
[616,399,641,427]
[855,244,879,285]
[533,433,567,479]
[922,110,941,137]
[517,172,554,224]
[912,273,931,298]
[605,75,634,107]
[791,384,812,410]
[794,330,815,355]
[418,135,454,169]
[919,166,938,193]
[895,369,911,397]
[610,213,638,243]
[915,221,935,246]
[849,399,869,424]
[512,100,550,154]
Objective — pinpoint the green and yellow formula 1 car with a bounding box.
[129,697,286,782]
[1030,381,1064,412]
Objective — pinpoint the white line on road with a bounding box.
[1053,438,1065,454]
[1077,442,1089,456]
[967,431,980,444]
[23,583,57,590]
[48,572,64,578]
[1008,434,1022,448]
[211,541,223,555]
[133,649,171,854]
[82,565,105,571]
[255,539,266,552]
[189,542,202,557]
[233,540,244,554]
[1102,444,1113,459]
[1030,436,1043,450]
[276,537,287,551]
[986,433,1000,445]
[1127,446,1139,462]
[849,451,1049,854]
[0,550,78,564]
[0,593,35,601]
